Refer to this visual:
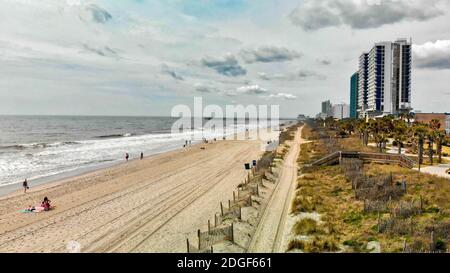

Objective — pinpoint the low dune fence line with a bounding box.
[186,151,279,253]
[403,223,450,253]
[377,214,415,235]
[340,158,407,203]
[186,223,234,253]
[339,159,435,246]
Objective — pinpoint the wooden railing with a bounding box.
[309,151,416,169]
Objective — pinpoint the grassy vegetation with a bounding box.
[293,219,320,235]
[288,125,449,253]
[279,124,301,145]
[287,236,340,253]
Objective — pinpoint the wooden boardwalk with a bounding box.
[308,151,416,169]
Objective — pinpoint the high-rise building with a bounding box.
[356,39,412,117]
[332,104,350,120]
[358,53,369,117]
[321,100,332,117]
[350,72,359,119]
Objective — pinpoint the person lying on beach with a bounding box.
[22,205,45,213]
[42,197,51,211]
[25,205,36,212]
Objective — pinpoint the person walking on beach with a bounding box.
[140,152,144,160]
[125,153,129,162]
[23,179,29,194]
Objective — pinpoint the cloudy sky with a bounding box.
[0,0,449,117]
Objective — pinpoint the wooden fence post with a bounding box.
[197,229,201,250]
[419,196,423,213]
[409,217,413,235]
[233,191,236,202]
[208,220,211,234]
[220,202,224,216]
[231,223,234,243]
[377,212,381,233]
[430,231,436,252]
[186,238,190,253]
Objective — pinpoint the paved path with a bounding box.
[414,164,450,179]
[247,127,302,253]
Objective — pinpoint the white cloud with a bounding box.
[236,84,269,95]
[240,47,302,63]
[201,54,247,77]
[290,0,446,31]
[413,40,450,69]
[161,64,184,81]
[0,0,449,117]
[258,70,326,81]
[194,82,217,93]
[267,93,297,100]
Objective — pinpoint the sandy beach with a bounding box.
[0,131,278,253]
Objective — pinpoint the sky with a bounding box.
[0,0,449,118]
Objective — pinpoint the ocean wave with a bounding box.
[94,133,134,139]
[0,141,81,150]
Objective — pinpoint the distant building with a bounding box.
[350,72,359,119]
[356,39,412,117]
[332,104,350,120]
[321,100,333,117]
[297,114,308,121]
[315,113,328,120]
[415,113,450,135]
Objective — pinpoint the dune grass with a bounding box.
[289,132,449,253]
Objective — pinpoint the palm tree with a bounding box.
[393,120,408,154]
[435,130,446,164]
[428,119,442,165]
[324,117,336,130]
[405,112,415,127]
[413,124,428,166]
[369,119,389,153]
[358,120,370,146]
[399,112,415,127]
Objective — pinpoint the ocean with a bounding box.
[0,116,274,189]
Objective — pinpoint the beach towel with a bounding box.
[20,206,45,213]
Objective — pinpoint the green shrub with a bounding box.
[343,211,363,225]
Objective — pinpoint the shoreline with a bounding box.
[0,125,284,199]
[0,127,282,253]
[0,142,200,199]
[0,124,290,200]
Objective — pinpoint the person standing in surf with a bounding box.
[125,153,129,162]
[140,152,144,160]
[23,179,29,194]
